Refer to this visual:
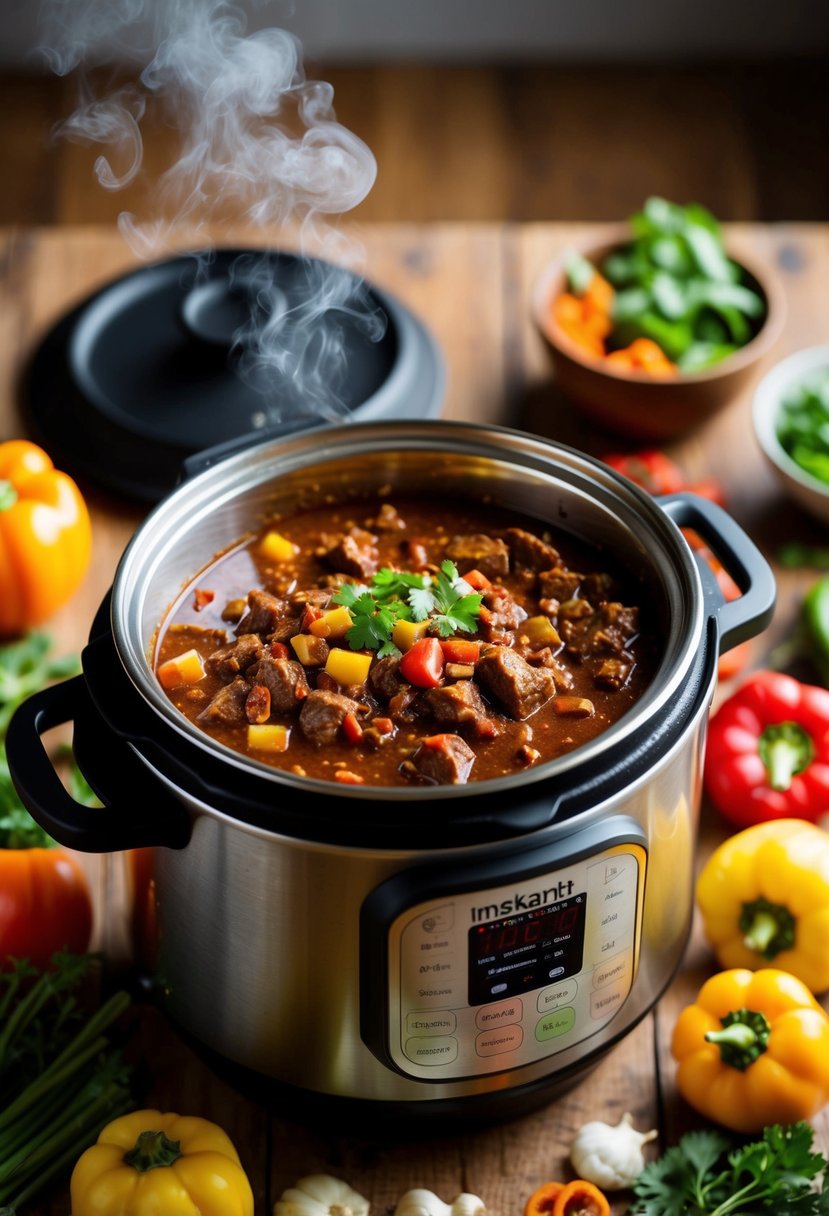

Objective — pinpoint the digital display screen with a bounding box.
[467,894,586,1005]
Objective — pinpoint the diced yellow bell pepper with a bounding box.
[157,648,205,689]
[309,605,354,638]
[392,618,429,651]
[325,648,372,686]
[290,634,318,665]
[523,615,562,648]
[260,530,298,563]
[247,724,289,752]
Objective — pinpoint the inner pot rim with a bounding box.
[109,418,705,802]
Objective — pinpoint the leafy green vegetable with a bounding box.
[332,562,482,656]
[0,955,133,1214]
[600,195,766,370]
[776,371,829,486]
[631,1122,829,1215]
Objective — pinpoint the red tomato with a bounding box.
[399,637,444,688]
[0,849,93,968]
[603,450,725,504]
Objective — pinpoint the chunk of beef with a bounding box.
[594,655,635,690]
[421,679,488,728]
[289,587,332,609]
[371,502,406,531]
[323,527,379,579]
[561,603,640,658]
[299,689,363,746]
[504,527,560,571]
[475,646,555,719]
[370,655,405,701]
[204,634,264,683]
[403,539,429,570]
[235,589,294,637]
[581,571,618,603]
[388,686,418,720]
[247,657,309,712]
[197,676,250,726]
[537,568,583,604]
[480,585,528,640]
[445,534,509,578]
[408,733,475,785]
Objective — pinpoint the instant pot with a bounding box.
[8,420,775,1121]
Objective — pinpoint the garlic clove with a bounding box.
[569,1111,659,1191]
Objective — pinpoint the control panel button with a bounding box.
[593,950,631,990]
[475,997,523,1032]
[537,978,578,1013]
[476,1025,524,1056]
[405,1010,457,1036]
[535,1005,576,1041]
[404,1036,459,1065]
[590,983,627,1021]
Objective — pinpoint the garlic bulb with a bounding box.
[569,1111,658,1190]
[274,1175,370,1216]
[394,1189,487,1216]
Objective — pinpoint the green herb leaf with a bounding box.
[631,1122,829,1216]
[333,563,482,653]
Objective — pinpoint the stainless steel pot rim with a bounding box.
[110,418,705,802]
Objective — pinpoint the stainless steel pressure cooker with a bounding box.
[8,420,775,1122]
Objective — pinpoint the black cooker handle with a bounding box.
[6,676,191,852]
[658,493,776,652]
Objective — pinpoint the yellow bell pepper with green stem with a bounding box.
[70,1108,254,1216]
[671,968,829,1133]
[696,819,829,993]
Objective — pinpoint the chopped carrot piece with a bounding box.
[552,292,584,327]
[372,717,394,735]
[193,588,214,611]
[439,638,481,665]
[583,270,614,315]
[462,569,492,592]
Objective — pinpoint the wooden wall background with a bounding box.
[1,59,827,227]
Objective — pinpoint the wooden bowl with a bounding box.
[532,226,786,441]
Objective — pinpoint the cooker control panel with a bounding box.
[363,829,647,1082]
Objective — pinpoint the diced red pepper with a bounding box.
[342,711,364,744]
[373,717,394,735]
[439,638,481,665]
[399,637,444,688]
[193,588,215,611]
[300,603,324,631]
[268,641,290,659]
[422,733,455,750]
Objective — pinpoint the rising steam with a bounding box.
[38,0,385,422]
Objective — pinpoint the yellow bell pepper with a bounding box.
[696,819,829,993]
[0,439,92,636]
[671,967,829,1133]
[70,1108,254,1216]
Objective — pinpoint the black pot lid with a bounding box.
[24,248,445,503]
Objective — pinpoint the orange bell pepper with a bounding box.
[671,967,829,1132]
[0,440,92,636]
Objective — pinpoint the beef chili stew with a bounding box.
[154,496,657,787]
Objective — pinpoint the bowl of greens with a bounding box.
[533,197,785,440]
[753,345,829,525]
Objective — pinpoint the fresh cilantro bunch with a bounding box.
[631,1122,829,1216]
[332,561,482,658]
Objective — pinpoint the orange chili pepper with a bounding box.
[552,1180,611,1216]
[524,1182,565,1216]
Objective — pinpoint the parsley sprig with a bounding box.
[631,1122,829,1215]
[332,561,482,658]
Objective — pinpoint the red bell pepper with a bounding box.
[399,637,444,688]
[704,670,829,827]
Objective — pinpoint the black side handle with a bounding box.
[6,676,191,853]
[658,493,776,653]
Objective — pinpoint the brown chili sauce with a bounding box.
[154,496,657,787]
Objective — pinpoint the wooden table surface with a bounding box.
[2,222,828,1214]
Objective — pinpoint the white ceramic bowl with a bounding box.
[753,344,829,526]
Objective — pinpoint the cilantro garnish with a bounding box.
[631,1122,829,1216]
[331,561,483,656]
